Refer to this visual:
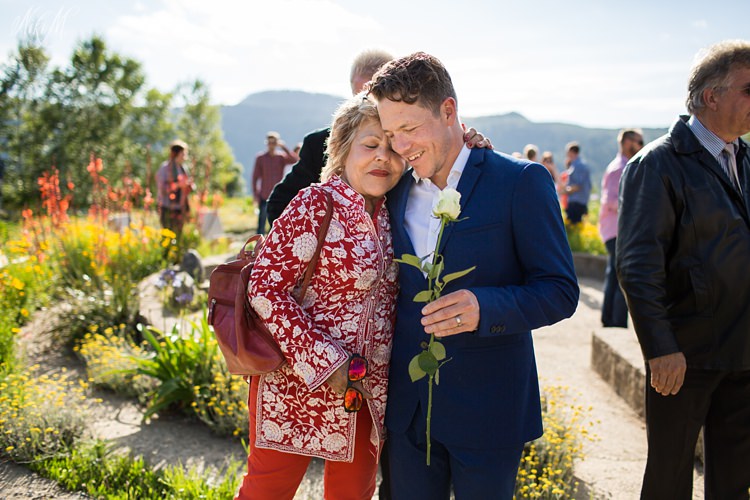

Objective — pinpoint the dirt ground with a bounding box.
[1,278,706,499]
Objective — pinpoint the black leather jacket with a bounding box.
[266,128,329,224]
[617,116,750,370]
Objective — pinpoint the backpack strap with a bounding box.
[298,190,333,302]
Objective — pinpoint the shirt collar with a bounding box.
[410,144,471,189]
[687,115,740,160]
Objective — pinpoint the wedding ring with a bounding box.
[455,316,462,327]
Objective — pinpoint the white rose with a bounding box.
[433,188,461,221]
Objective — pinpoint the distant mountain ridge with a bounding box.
[220,90,669,193]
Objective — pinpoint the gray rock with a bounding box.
[180,249,204,283]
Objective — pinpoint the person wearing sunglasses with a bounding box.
[598,128,643,329]
[237,94,403,500]
[617,40,750,499]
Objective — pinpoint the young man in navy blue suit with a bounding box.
[368,52,579,499]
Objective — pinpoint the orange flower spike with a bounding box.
[95,158,103,172]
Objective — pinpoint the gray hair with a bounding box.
[320,93,380,182]
[350,49,393,91]
[686,39,750,114]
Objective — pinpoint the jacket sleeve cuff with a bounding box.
[305,344,349,391]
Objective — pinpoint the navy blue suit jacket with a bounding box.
[385,147,579,450]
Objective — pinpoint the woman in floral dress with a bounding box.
[235,94,405,500]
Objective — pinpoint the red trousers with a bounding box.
[234,376,378,500]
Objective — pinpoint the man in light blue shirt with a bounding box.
[561,141,592,223]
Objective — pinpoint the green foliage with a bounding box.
[77,316,248,439]
[565,220,606,255]
[174,80,244,197]
[50,220,170,344]
[75,325,154,398]
[0,36,243,210]
[133,318,219,420]
[0,315,17,373]
[30,440,242,499]
[0,40,51,207]
[515,386,590,498]
[0,369,90,463]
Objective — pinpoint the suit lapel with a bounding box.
[389,170,417,256]
[438,149,483,255]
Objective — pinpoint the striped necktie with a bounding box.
[721,143,741,193]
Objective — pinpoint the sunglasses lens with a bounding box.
[348,356,367,382]
[344,387,363,412]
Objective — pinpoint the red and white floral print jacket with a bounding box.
[248,176,398,462]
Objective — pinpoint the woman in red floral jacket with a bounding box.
[235,95,405,500]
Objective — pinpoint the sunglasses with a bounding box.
[343,354,369,413]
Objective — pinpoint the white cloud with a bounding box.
[104,0,383,104]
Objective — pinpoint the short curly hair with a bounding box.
[320,94,380,182]
[367,51,457,116]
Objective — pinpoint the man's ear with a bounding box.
[441,97,458,126]
[702,87,720,111]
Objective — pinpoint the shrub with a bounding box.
[0,367,97,463]
[515,385,591,498]
[75,324,154,398]
[133,317,221,419]
[565,220,606,255]
[50,221,176,344]
[77,316,248,438]
[191,362,249,439]
[31,440,243,500]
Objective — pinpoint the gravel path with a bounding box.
[1,278,706,499]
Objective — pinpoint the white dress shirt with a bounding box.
[404,145,471,263]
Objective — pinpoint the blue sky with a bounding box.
[1,0,747,128]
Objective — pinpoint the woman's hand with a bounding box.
[462,125,493,150]
[325,363,373,399]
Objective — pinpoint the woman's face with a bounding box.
[340,119,406,210]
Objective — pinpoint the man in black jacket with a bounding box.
[617,39,750,499]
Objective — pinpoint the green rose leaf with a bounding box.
[418,351,439,376]
[413,290,433,303]
[408,355,427,382]
[394,253,424,270]
[428,259,444,281]
[429,341,446,361]
[441,266,477,285]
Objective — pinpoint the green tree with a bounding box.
[124,88,176,195]
[173,80,243,198]
[44,35,145,206]
[0,39,53,207]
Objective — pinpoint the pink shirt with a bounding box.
[252,150,296,201]
[599,153,628,243]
